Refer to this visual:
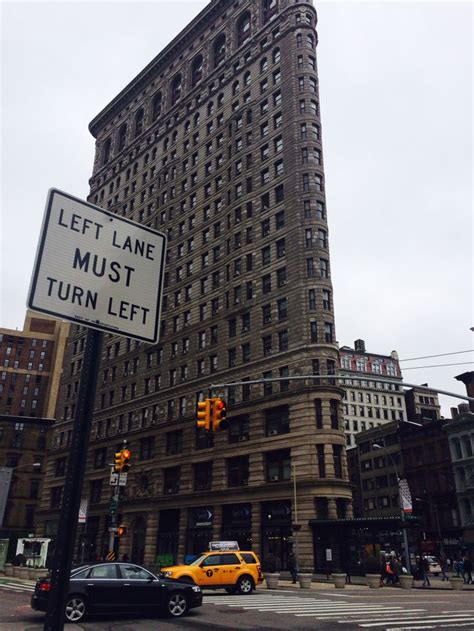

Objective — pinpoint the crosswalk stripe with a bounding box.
[0,584,34,592]
[359,617,474,628]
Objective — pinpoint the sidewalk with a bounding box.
[259,574,474,592]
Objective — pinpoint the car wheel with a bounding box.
[225,587,237,594]
[236,575,254,595]
[167,591,188,618]
[64,595,87,623]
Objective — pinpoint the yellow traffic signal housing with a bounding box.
[114,451,122,473]
[121,449,131,472]
[212,397,228,432]
[196,399,211,431]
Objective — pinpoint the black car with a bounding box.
[31,562,202,623]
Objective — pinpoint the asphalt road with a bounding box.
[1,582,473,631]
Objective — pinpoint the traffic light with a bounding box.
[109,498,118,517]
[196,399,211,431]
[121,449,131,473]
[117,524,127,537]
[114,451,122,473]
[212,397,228,432]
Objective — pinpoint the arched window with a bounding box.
[117,124,127,151]
[191,54,203,87]
[193,112,200,128]
[306,33,314,49]
[152,92,162,121]
[102,137,112,164]
[213,33,226,68]
[243,71,251,87]
[134,109,144,137]
[296,33,302,48]
[171,75,182,105]
[207,101,214,116]
[272,47,281,64]
[260,57,268,73]
[262,0,278,23]
[237,12,251,46]
[232,80,240,96]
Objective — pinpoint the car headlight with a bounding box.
[162,571,173,577]
[192,585,201,592]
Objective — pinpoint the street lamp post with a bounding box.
[415,497,443,556]
[373,444,411,574]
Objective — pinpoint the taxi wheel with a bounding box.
[236,575,254,595]
[166,591,188,617]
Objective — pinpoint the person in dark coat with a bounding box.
[287,550,297,584]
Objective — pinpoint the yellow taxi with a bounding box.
[160,543,263,594]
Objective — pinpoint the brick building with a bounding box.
[347,417,461,557]
[0,415,54,559]
[0,312,68,558]
[0,311,69,418]
[339,339,407,448]
[37,0,353,571]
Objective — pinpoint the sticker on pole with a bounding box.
[27,189,166,343]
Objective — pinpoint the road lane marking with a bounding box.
[359,617,474,628]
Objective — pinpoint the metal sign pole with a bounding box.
[43,328,102,631]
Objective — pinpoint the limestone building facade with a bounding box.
[36,0,352,570]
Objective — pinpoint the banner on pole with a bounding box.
[78,498,88,524]
[399,478,413,514]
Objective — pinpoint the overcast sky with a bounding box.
[1,0,472,415]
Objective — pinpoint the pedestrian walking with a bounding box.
[463,555,472,584]
[287,550,297,584]
[440,554,448,581]
[422,555,431,587]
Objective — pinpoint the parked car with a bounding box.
[31,562,202,623]
[426,556,442,575]
[160,549,263,594]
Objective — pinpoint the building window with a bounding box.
[89,480,102,504]
[237,11,251,46]
[191,54,203,87]
[266,449,290,482]
[265,405,289,436]
[171,74,182,105]
[50,486,62,509]
[213,33,226,67]
[228,414,250,443]
[134,108,144,137]
[194,461,213,491]
[152,92,162,121]
[102,138,111,165]
[140,436,154,460]
[224,454,250,489]
[163,466,180,494]
[317,444,325,477]
[94,448,106,469]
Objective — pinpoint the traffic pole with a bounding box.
[43,328,102,631]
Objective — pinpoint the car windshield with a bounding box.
[190,555,207,566]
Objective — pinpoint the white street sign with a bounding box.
[28,189,166,343]
[110,470,127,486]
